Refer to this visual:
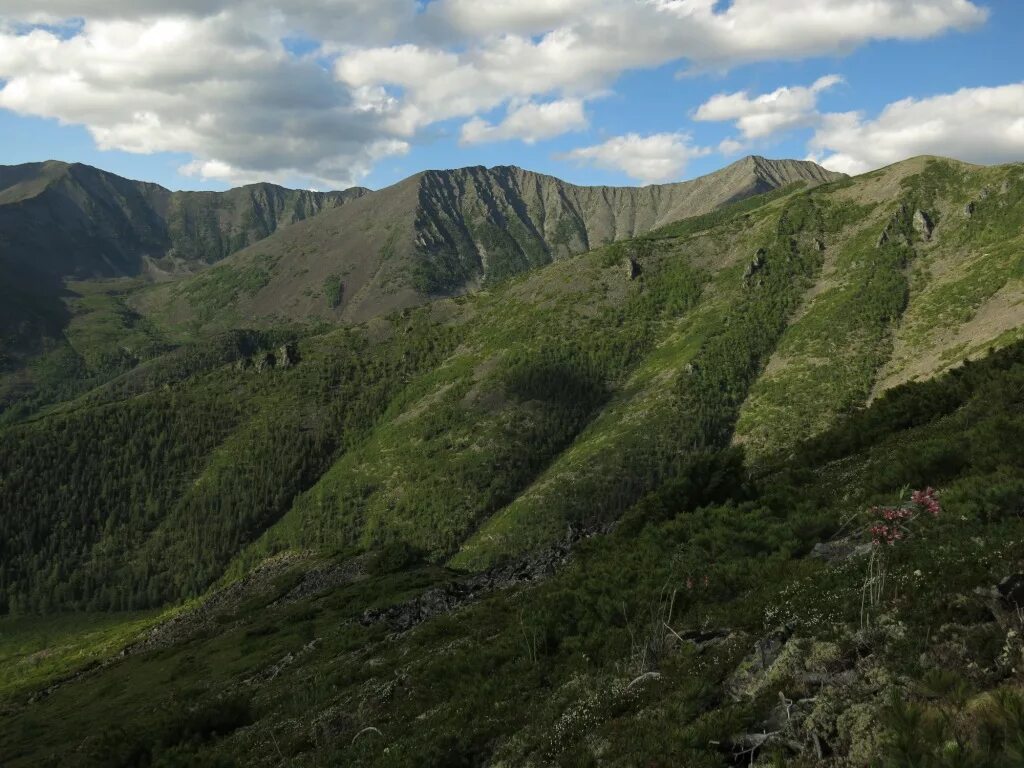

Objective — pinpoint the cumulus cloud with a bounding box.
[0,1,989,187]
[561,132,710,184]
[696,75,843,141]
[810,83,1024,175]
[460,99,588,145]
[337,0,985,133]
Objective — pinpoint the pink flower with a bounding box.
[911,487,941,516]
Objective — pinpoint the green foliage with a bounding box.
[4,338,1024,766]
[4,157,1024,767]
[0,310,458,613]
[322,274,344,308]
[368,542,425,575]
[646,182,807,240]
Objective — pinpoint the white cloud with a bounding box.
[695,74,842,139]
[561,132,710,184]
[718,138,746,156]
[811,83,1024,175]
[460,99,587,145]
[0,1,989,187]
[0,15,409,189]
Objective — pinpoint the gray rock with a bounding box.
[625,256,641,280]
[811,539,872,563]
[360,523,611,631]
[913,209,934,241]
[964,201,976,218]
[997,574,1024,609]
[744,248,767,282]
[276,342,299,368]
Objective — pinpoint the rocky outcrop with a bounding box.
[411,157,845,295]
[626,256,642,280]
[997,573,1024,610]
[276,342,299,369]
[744,248,767,283]
[912,209,934,240]
[360,525,609,631]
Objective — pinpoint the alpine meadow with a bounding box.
[2,2,1024,766]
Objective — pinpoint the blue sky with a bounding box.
[1,1,1021,191]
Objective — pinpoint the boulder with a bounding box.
[997,574,1024,609]
[625,256,641,280]
[811,538,872,563]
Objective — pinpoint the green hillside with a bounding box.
[1,156,1023,766]
[3,300,1024,767]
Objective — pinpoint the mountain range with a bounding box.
[1,152,1024,767]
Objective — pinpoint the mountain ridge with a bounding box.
[142,155,844,330]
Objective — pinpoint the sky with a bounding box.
[0,1,1021,192]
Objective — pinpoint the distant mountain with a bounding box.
[142,156,843,329]
[0,160,367,361]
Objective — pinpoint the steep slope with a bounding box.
[3,155,1022,617]
[3,156,1024,768]
[141,156,842,330]
[0,160,367,278]
[0,161,366,365]
[5,332,1024,768]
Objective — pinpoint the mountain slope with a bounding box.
[2,155,1021,616]
[5,314,1024,768]
[4,154,1024,766]
[0,160,367,278]
[0,161,366,364]
[140,156,842,330]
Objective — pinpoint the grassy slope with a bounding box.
[3,339,1024,766]
[3,159,1022,617]
[736,158,1024,459]
[243,158,1024,571]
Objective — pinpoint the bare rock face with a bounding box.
[744,248,767,283]
[913,209,934,241]
[149,155,846,331]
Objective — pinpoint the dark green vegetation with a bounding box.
[3,330,1024,767]
[1,156,1024,766]
[0,158,366,366]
